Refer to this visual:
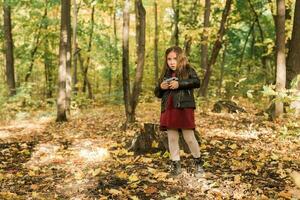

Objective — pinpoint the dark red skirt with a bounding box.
[160,95,195,130]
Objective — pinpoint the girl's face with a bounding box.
[167,51,177,70]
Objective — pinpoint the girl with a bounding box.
[154,46,203,176]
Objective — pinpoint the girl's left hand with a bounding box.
[169,81,179,89]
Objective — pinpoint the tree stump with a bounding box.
[212,100,246,113]
[128,123,201,154]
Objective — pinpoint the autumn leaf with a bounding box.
[144,186,157,194]
[108,189,122,196]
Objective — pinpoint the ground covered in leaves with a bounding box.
[1,100,300,199]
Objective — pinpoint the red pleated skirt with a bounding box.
[160,94,195,130]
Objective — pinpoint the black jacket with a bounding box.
[154,66,200,112]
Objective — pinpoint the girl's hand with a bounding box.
[169,81,179,89]
[160,81,169,90]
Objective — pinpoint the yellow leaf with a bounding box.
[163,151,170,158]
[129,196,139,200]
[29,170,35,176]
[151,141,159,148]
[116,171,128,180]
[128,174,139,183]
[140,157,153,163]
[229,144,237,150]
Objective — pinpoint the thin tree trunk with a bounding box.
[171,0,179,46]
[78,51,93,98]
[200,0,211,70]
[44,37,53,98]
[183,35,192,56]
[218,43,227,96]
[122,0,131,122]
[154,0,159,83]
[3,0,16,96]
[82,5,94,99]
[25,7,48,82]
[200,0,232,97]
[275,0,286,117]
[247,0,268,81]
[42,1,53,98]
[72,0,79,94]
[238,21,255,73]
[57,0,71,122]
[128,0,146,123]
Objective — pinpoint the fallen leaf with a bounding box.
[108,189,122,196]
[290,171,300,189]
[145,186,157,194]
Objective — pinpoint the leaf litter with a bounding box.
[0,102,300,199]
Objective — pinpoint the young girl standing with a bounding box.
[154,46,204,176]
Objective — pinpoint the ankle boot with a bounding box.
[170,160,182,176]
[194,157,204,175]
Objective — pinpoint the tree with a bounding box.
[72,0,79,95]
[154,0,159,83]
[82,4,95,99]
[286,0,300,87]
[286,0,300,114]
[275,0,286,117]
[24,4,48,82]
[171,0,179,46]
[200,0,210,70]
[128,0,146,122]
[200,0,232,97]
[121,0,146,123]
[122,0,131,123]
[3,0,16,96]
[57,0,71,122]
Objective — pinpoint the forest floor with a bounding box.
[1,99,300,200]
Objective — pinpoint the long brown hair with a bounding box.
[159,46,189,81]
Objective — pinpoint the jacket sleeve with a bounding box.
[154,82,164,98]
[178,67,200,89]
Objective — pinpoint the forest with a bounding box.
[1,0,300,199]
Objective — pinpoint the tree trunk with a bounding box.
[200,0,210,70]
[82,5,95,99]
[275,0,286,118]
[237,21,255,73]
[286,0,300,87]
[129,123,201,154]
[200,0,232,97]
[72,0,79,95]
[3,0,16,96]
[25,6,48,82]
[78,51,93,98]
[287,0,300,114]
[171,0,179,46]
[218,43,227,96]
[44,37,53,99]
[247,0,268,83]
[57,0,71,122]
[183,35,192,56]
[154,0,159,83]
[122,0,132,123]
[127,0,146,123]
[42,1,53,98]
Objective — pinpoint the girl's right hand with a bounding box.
[160,81,169,90]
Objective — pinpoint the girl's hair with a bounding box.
[159,46,189,81]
